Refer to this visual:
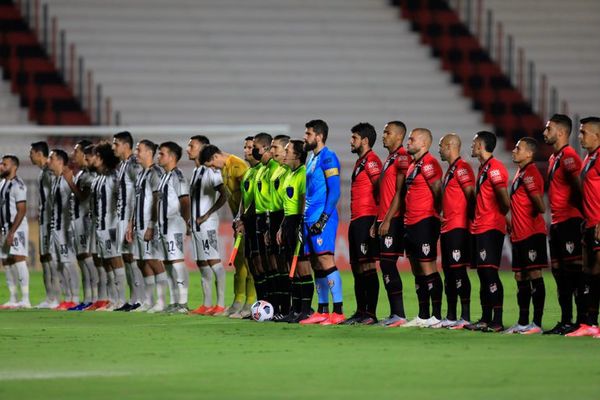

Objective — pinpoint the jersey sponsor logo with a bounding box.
[324,168,339,178]
[360,243,368,255]
[528,249,537,262]
[422,243,430,256]
[524,176,534,185]
[423,164,433,174]
[384,236,393,248]
[452,249,461,262]
[490,169,500,178]
[480,249,487,261]
[566,241,575,254]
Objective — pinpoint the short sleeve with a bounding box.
[562,155,581,176]
[489,168,507,187]
[173,170,189,197]
[422,159,442,183]
[523,170,542,196]
[396,154,410,175]
[14,181,27,202]
[210,168,224,188]
[365,158,381,181]
[79,172,94,191]
[150,168,162,192]
[129,161,142,182]
[456,165,475,188]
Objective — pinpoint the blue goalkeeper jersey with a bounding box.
[305,146,341,224]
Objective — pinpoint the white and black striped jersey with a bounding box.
[38,166,54,227]
[133,164,164,231]
[91,172,119,232]
[70,169,95,223]
[116,155,142,223]
[50,175,72,232]
[190,166,223,231]
[157,168,189,230]
[0,176,28,230]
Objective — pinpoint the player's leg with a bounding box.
[190,229,213,315]
[6,230,30,308]
[441,232,457,323]
[344,219,365,324]
[203,221,226,316]
[293,257,316,323]
[377,218,406,327]
[147,259,168,313]
[228,238,247,316]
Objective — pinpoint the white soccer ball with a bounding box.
[250,300,274,322]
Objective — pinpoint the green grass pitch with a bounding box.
[1,270,599,400]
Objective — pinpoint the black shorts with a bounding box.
[441,228,472,268]
[511,233,549,273]
[269,210,285,256]
[584,227,600,264]
[281,214,301,263]
[473,229,505,269]
[255,213,268,257]
[377,216,405,260]
[549,218,583,265]
[405,217,440,262]
[349,216,379,265]
[243,212,259,258]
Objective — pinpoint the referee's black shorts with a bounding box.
[255,212,269,257]
[405,217,440,262]
[268,210,285,256]
[441,228,472,269]
[348,215,378,265]
[243,212,259,258]
[377,216,404,261]
[549,218,583,266]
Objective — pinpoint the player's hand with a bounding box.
[5,231,15,248]
[369,223,376,238]
[378,219,390,237]
[309,213,329,235]
[125,222,133,243]
[276,228,282,245]
[143,226,154,241]
[196,214,209,226]
[235,222,245,235]
[595,223,600,241]
[506,216,512,235]
[264,231,270,246]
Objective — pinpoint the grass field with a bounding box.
[1,270,599,400]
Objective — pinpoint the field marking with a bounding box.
[0,370,133,381]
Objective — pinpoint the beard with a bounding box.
[304,141,317,152]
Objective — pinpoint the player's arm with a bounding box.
[427,178,443,214]
[64,168,89,201]
[6,201,26,245]
[568,174,584,214]
[494,185,510,215]
[309,164,340,234]
[461,185,476,220]
[378,172,405,236]
[525,173,546,216]
[199,184,228,224]
[145,191,159,241]
[180,195,191,234]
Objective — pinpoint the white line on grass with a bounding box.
[0,370,133,381]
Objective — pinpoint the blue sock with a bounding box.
[315,276,330,305]
[327,268,343,303]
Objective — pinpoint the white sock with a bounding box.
[211,263,226,307]
[4,265,18,303]
[155,272,168,307]
[114,268,127,305]
[143,276,155,306]
[65,262,80,303]
[172,262,189,305]
[107,270,116,303]
[49,260,61,302]
[129,262,145,305]
[78,259,91,303]
[85,258,99,302]
[124,261,135,303]
[200,266,214,307]
[41,261,52,301]
[97,266,108,301]
[14,261,30,304]
[165,264,178,305]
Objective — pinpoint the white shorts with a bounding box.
[49,229,74,263]
[39,223,51,256]
[158,217,186,261]
[96,228,119,260]
[132,227,162,261]
[116,219,132,254]
[3,225,28,258]
[72,217,92,255]
[191,219,221,262]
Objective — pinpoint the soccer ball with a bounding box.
[250,300,274,322]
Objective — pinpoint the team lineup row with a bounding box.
[1,115,599,336]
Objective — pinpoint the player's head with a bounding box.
[253,132,273,163]
[543,114,572,145]
[270,135,290,164]
[187,135,210,162]
[30,141,49,166]
[471,131,497,158]
[304,119,329,151]
[512,137,537,165]
[72,139,92,168]
[94,142,120,173]
[158,141,182,169]
[1,155,19,178]
[382,121,407,151]
[200,144,225,169]
[243,136,255,163]
[438,133,461,162]
[112,131,134,159]
[84,144,97,171]
[135,139,158,167]
[48,149,69,176]
[284,139,307,169]
[406,128,433,156]
[579,116,600,152]
[350,122,376,155]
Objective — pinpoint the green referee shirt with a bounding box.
[269,163,290,212]
[241,163,260,213]
[282,165,306,216]
[254,158,278,214]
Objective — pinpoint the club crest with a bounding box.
[480,249,487,261]
[566,241,575,254]
[489,283,497,293]
[422,243,430,256]
[384,236,393,248]
[528,249,537,262]
[452,249,461,262]
[316,237,323,246]
[360,243,368,255]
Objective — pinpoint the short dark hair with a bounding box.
[580,116,600,126]
[244,136,254,141]
[76,139,93,149]
[3,154,19,168]
[139,139,158,156]
[520,137,538,154]
[351,122,377,148]
[113,131,133,149]
[31,141,49,157]
[273,134,290,146]
[254,132,273,147]
[83,144,95,155]
[387,120,407,134]
[475,131,497,152]
[305,119,329,143]
[549,114,572,135]
[289,139,307,164]
[190,135,210,145]
[200,144,221,164]
[51,149,69,165]
[159,141,183,162]
[94,142,120,171]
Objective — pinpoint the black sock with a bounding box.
[264,270,277,307]
[290,278,301,313]
[552,268,571,324]
[517,280,532,326]
[352,268,366,314]
[587,274,600,326]
[279,273,291,315]
[299,274,314,314]
[333,302,343,314]
[380,258,405,317]
[363,269,380,317]
[576,272,589,325]
[415,275,429,319]
[564,265,585,324]
[443,266,457,321]
[531,277,545,327]
[455,267,471,321]
[427,272,443,320]
[254,274,267,301]
[482,269,503,325]
[477,269,492,323]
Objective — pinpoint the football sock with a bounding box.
[155,272,168,306]
[290,277,301,313]
[415,275,429,319]
[78,259,91,303]
[575,271,588,324]
[48,260,61,302]
[85,258,99,302]
[97,266,108,301]
[552,268,570,323]
[4,264,18,303]
[14,261,29,304]
[211,263,226,307]
[564,265,584,324]
[264,270,278,308]
[443,266,457,321]
[172,262,189,305]
[41,261,53,301]
[143,276,156,306]
[379,258,404,317]
[587,274,600,326]
[65,262,80,304]
[124,261,133,302]
[200,266,214,307]
[487,270,504,325]
[299,274,314,314]
[131,261,145,305]
[165,265,177,304]
[352,268,366,313]
[233,258,248,304]
[114,267,127,305]
[517,280,532,326]
[278,272,291,315]
[315,269,329,314]
[254,274,266,301]
[363,269,380,317]
[245,273,256,305]
[455,266,471,321]
[531,277,545,327]
[427,272,443,320]
[477,268,492,323]
[325,266,343,302]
